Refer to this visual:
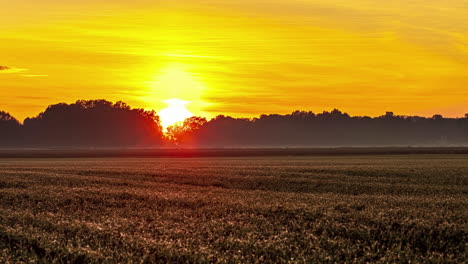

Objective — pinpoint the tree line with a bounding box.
[1,100,468,148]
[0,100,163,148]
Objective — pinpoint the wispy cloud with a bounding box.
[21,74,48,77]
[0,65,27,73]
[15,96,51,100]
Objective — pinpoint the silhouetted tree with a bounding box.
[0,111,21,147]
[1,100,467,148]
[21,100,164,147]
[181,110,468,147]
[166,116,208,144]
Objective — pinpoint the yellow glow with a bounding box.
[158,99,193,130]
[145,63,205,103]
[0,0,467,120]
[140,62,211,125]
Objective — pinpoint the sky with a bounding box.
[1,0,467,122]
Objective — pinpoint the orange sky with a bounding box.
[1,0,467,121]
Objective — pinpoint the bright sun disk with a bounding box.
[158,98,193,131]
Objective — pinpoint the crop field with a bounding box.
[0,155,466,263]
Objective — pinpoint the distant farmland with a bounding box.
[0,156,466,263]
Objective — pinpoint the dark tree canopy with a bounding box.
[20,100,164,147]
[1,100,467,148]
[172,110,468,147]
[166,116,208,143]
[0,111,21,146]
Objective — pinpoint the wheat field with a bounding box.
[0,155,466,263]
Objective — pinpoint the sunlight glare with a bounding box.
[146,63,205,104]
[142,62,211,126]
[158,98,193,130]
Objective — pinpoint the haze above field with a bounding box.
[1,0,468,121]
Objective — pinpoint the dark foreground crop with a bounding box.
[0,156,466,263]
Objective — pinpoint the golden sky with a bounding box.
[1,0,467,121]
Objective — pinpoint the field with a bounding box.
[0,155,466,263]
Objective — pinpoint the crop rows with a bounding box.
[0,156,466,263]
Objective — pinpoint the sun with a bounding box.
[158,98,193,130]
[143,62,211,130]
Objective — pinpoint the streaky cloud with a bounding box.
[21,74,48,77]
[0,65,27,73]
